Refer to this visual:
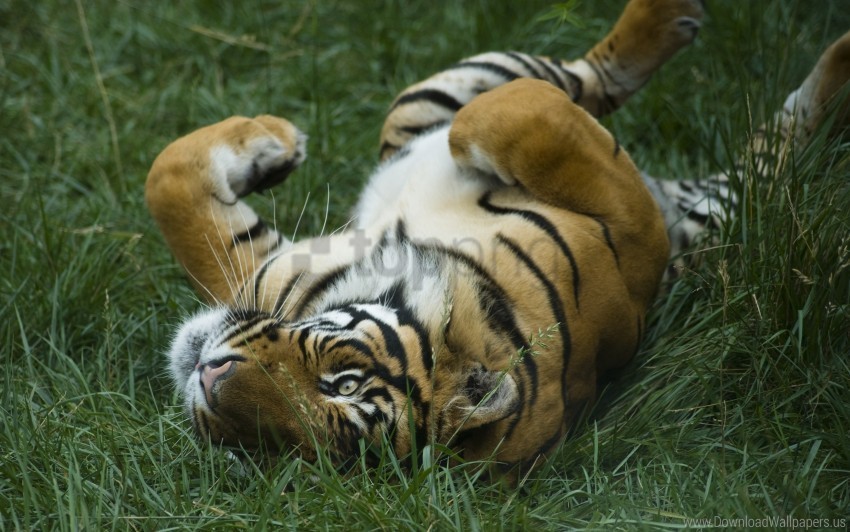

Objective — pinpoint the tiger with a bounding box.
[146,0,850,477]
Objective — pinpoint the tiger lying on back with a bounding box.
[146,0,850,476]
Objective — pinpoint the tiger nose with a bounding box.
[199,360,234,407]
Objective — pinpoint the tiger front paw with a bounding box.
[149,114,307,206]
[208,115,308,201]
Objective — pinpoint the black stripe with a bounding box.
[385,144,412,163]
[603,92,618,116]
[263,233,285,257]
[496,234,572,436]
[529,56,567,93]
[295,327,311,363]
[553,59,584,102]
[686,209,711,227]
[394,219,408,241]
[347,307,410,371]
[231,219,267,248]
[252,255,277,304]
[328,338,374,359]
[361,386,394,408]
[376,280,407,310]
[292,265,352,318]
[220,314,270,345]
[631,314,643,360]
[249,158,297,195]
[311,329,323,362]
[506,51,545,79]
[407,237,527,352]
[452,60,521,82]
[390,89,464,112]
[479,193,581,308]
[405,237,536,413]
[272,272,305,318]
[678,199,713,228]
[583,56,619,115]
[224,307,268,323]
[591,216,620,267]
[379,141,399,159]
[475,280,527,352]
[242,325,278,345]
[588,50,631,93]
[377,281,434,374]
[399,120,449,138]
[521,419,570,471]
[317,330,340,354]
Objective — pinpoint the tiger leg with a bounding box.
[379,0,703,159]
[753,29,850,163]
[449,78,669,309]
[575,0,704,116]
[145,115,306,304]
[645,30,850,270]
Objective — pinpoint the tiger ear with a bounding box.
[447,365,519,434]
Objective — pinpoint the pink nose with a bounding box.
[200,360,233,407]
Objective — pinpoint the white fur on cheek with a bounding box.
[167,307,229,396]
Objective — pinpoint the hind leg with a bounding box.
[754,30,850,165]
[645,31,850,271]
[576,0,704,115]
[449,78,670,309]
[379,0,704,159]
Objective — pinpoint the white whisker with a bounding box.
[232,199,258,310]
[290,190,311,243]
[182,262,221,307]
[204,232,239,306]
[206,199,242,307]
[319,183,330,237]
[273,270,306,321]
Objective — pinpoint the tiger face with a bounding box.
[169,305,520,461]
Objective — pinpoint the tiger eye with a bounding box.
[337,379,359,396]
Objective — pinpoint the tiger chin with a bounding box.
[148,0,850,479]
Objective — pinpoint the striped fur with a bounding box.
[146,0,850,478]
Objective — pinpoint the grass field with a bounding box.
[2,0,849,529]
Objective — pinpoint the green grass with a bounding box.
[2,0,849,529]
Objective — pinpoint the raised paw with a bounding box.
[209,115,308,200]
[583,0,704,110]
[150,114,307,206]
[146,114,306,304]
[607,0,704,66]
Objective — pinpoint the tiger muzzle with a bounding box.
[198,359,237,408]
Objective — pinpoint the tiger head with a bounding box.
[168,305,520,463]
